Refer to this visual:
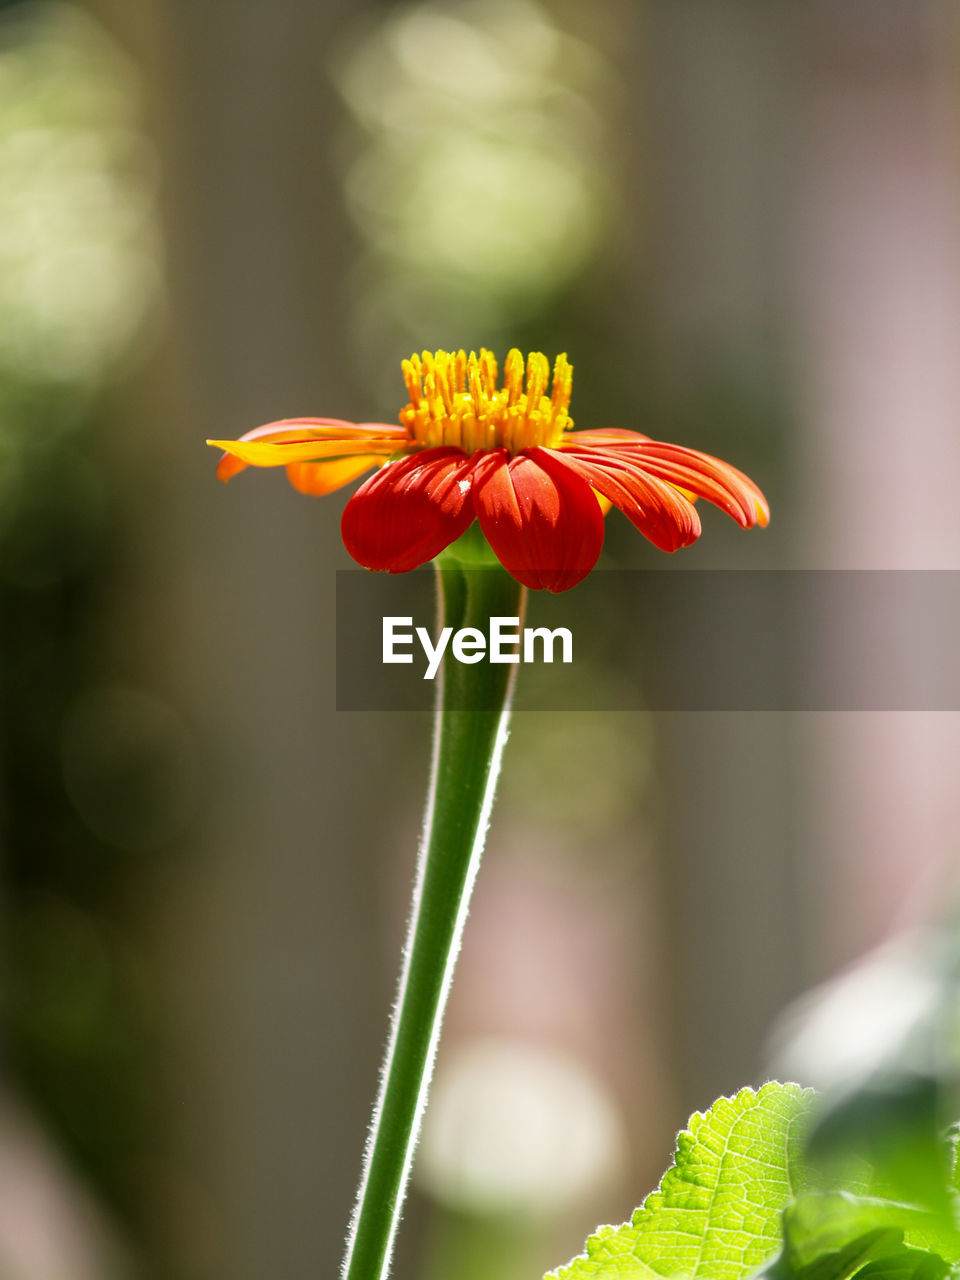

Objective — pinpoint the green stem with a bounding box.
[342,534,526,1280]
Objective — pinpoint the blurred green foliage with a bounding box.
[0,0,160,1245]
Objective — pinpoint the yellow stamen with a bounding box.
[399,348,574,455]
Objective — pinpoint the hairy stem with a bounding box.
[342,541,525,1280]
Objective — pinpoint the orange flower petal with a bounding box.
[472,449,604,592]
[563,427,652,445]
[286,455,384,495]
[210,436,406,479]
[341,448,477,573]
[210,419,410,481]
[552,447,701,552]
[222,417,407,440]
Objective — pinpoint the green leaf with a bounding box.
[762,1228,905,1280]
[777,922,960,1218]
[806,1079,951,1219]
[777,1192,960,1266]
[545,1082,816,1280]
[855,1249,950,1280]
[765,1230,949,1280]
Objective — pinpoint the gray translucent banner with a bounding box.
[336,570,960,711]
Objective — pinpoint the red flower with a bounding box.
[209,350,769,592]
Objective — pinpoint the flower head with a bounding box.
[209,349,769,592]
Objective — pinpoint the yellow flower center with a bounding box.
[400,348,573,455]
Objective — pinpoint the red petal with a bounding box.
[340,447,477,573]
[555,447,701,552]
[631,442,770,528]
[472,448,604,592]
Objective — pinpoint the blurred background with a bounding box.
[0,0,958,1277]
